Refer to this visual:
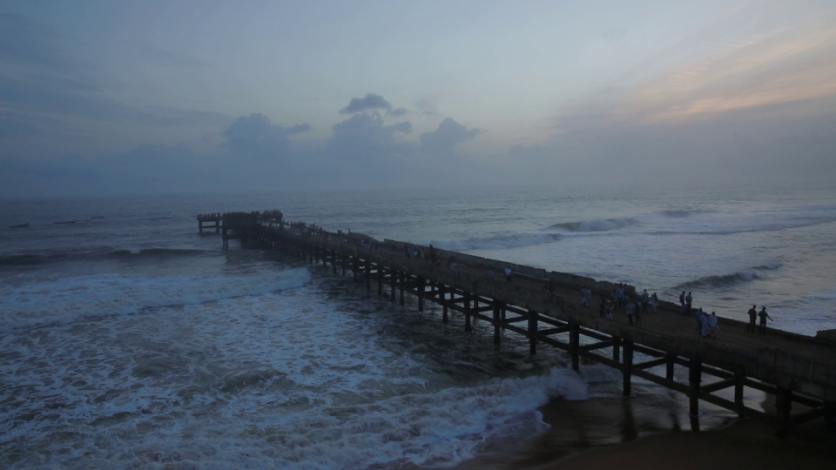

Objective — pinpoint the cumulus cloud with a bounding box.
[339,93,392,114]
[222,113,311,157]
[286,123,312,135]
[327,112,413,159]
[419,118,481,155]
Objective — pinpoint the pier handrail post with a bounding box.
[417,277,424,311]
[623,337,633,396]
[570,320,580,372]
[399,271,405,306]
[528,310,538,355]
[775,387,793,438]
[441,285,448,323]
[734,365,745,414]
[612,336,621,363]
[665,353,676,381]
[492,300,501,345]
[464,293,472,332]
[689,355,702,417]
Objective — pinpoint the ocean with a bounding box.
[1,183,835,469]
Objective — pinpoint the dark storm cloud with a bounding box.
[339,93,392,114]
[419,118,481,155]
[286,123,312,135]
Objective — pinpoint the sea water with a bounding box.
[1,183,834,469]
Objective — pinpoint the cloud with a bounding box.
[388,107,409,117]
[327,112,413,160]
[339,93,392,114]
[286,123,312,135]
[612,18,836,124]
[222,113,292,157]
[419,118,481,155]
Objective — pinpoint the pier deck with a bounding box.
[199,212,836,435]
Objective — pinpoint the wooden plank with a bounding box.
[580,340,613,351]
[504,316,529,324]
[701,378,737,393]
[635,357,669,370]
[539,326,570,336]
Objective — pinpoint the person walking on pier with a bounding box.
[747,305,758,332]
[758,307,773,335]
[626,299,635,325]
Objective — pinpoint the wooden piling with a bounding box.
[464,293,472,332]
[441,285,448,323]
[493,301,501,345]
[623,338,633,396]
[689,355,702,416]
[570,321,580,372]
[528,310,538,355]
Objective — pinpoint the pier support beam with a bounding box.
[465,293,472,332]
[390,270,396,302]
[417,277,424,311]
[612,336,621,363]
[441,285,448,323]
[365,260,371,290]
[775,387,793,438]
[493,301,501,345]
[689,355,702,417]
[528,310,538,355]
[332,251,337,275]
[377,264,383,295]
[622,338,633,396]
[570,321,580,372]
[666,353,676,381]
[399,271,405,306]
[734,366,746,414]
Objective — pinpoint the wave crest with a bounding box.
[674,263,782,289]
[430,233,561,251]
[548,217,638,233]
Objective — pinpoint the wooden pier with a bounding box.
[199,211,836,436]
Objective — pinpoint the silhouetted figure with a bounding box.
[747,305,757,332]
[758,307,773,335]
[504,267,512,283]
[685,292,693,316]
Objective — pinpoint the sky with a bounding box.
[1,0,835,197]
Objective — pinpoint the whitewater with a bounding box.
[1,183,835,469]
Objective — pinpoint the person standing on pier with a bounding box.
[747,305,758,332]
[641,289,649,314]
[685,292,693,316]
[504,267,513,282]
[679,291,685,310]
[758,307,773,335]
[626,299,635,325]
[708,312,719,337]
[650,293,658,314]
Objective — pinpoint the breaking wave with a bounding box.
[0,267,311,330]
[548,217,639,233]
[429,233,561,251]
[0,248,213,267]
[674,263,782,289]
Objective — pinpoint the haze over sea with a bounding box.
[1,182,835,469]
